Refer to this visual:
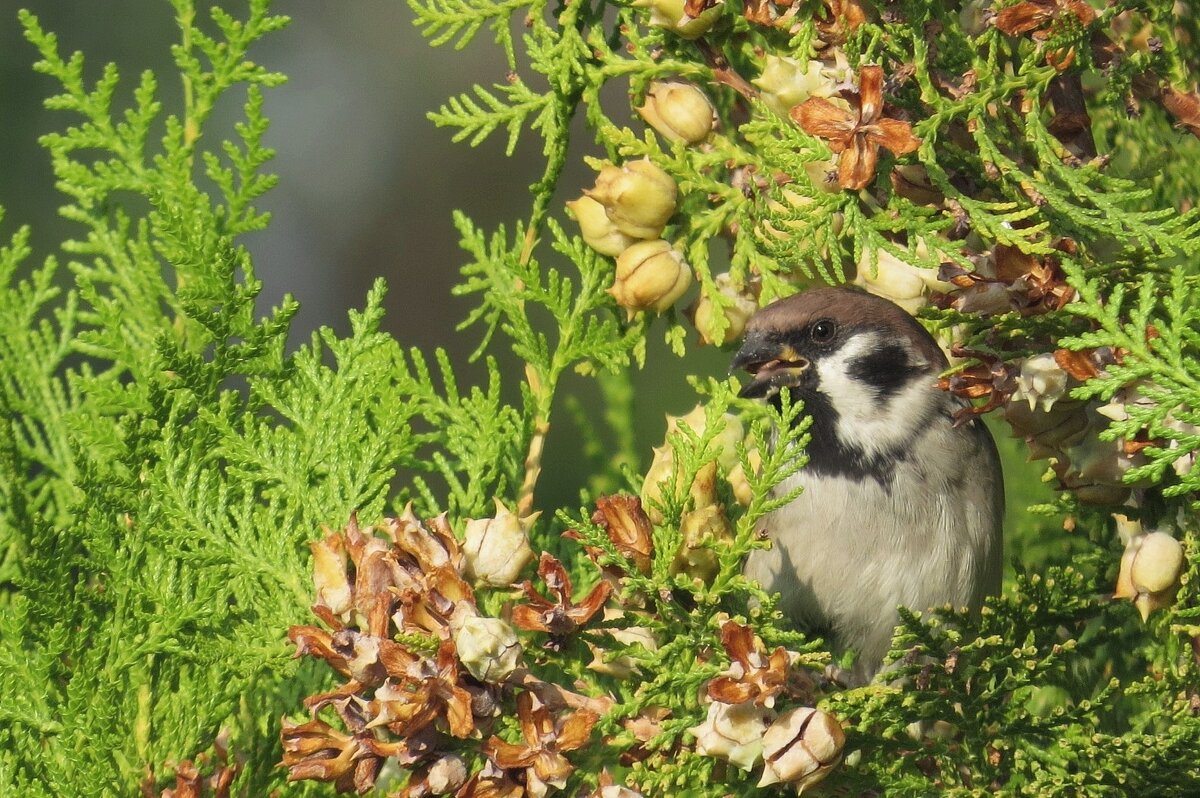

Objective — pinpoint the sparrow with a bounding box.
[732,286,1003,685]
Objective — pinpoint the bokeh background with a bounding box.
[0,0,741,512]
[0,1,1059,559]
[0,0,546,352]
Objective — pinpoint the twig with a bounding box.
[511,668,616,716]
[695,40,760,102]
[518,363,550,518]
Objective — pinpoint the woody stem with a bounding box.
[695,40,760,103]
[518,361,550,518]
[511,668,615,716]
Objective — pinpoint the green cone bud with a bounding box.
[567,195,637,256]
[586,159,678,239]
[632,0,722,39]
[609,239,692,317]
[637,81,716,144]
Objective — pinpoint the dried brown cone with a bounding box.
[792,64,920,191]
[483,690,600,798]
[1162,85,1200,139]
[309,509,472,638]
[931,259,1013,316]
[564,495,655,583]
[683,0,719,18]
[367,639,478,739]
[292,509,478,654]
[393,754,469,797]
[816,0,868,45]
[933,237,1079,316]
[458,762,526,798]
[994,242,1077,313]
[285,510,492,792]
[141,731,241,798]
[1053,347,1102,381]
[706,620,813,708]
[742,0,775,26]
[279,716,412,793]
[512,553,614,640]
[937,347,1019,421]
[591,495,654,576]
[994,0,1096,69]
[289,514,480,726]
[994,0,1096,38]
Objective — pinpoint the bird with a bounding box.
[731,285,1004,685]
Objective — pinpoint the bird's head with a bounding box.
[733,286,950,459]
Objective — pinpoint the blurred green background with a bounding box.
[0,1,1061,568]
[1,1,542,353]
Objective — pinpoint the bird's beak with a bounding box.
[732,335,811,399]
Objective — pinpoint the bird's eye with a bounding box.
[810,319,836,343]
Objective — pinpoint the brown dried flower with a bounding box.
[994,0,1095,38]
[937,347,1019,421]
[280,716,410,793]
[816,0,868,44]
[458,762,526,798]
[367,639,477,739]
[1162,86,1200,140]
[706,620,809,708]
[512,553,613,639]
[792,64,920,191]
[591,495,654,575]
[484,691,600,798]
[142,730,240,798]
[993,0,1096,70]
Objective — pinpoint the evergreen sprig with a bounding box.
[1060,266,1200,499]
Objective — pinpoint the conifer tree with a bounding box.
[1,1,1199,795]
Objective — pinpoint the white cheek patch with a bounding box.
[814,332,935,458]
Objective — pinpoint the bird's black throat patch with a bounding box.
[771,387,910,487]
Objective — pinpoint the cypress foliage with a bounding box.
[1,1,1198,795]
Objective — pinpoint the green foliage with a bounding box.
[1061,267,1200,500]
[830,560,1200,795]
[430,81,556,156]
[2,0,1200,796]
[408,0,537,61]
